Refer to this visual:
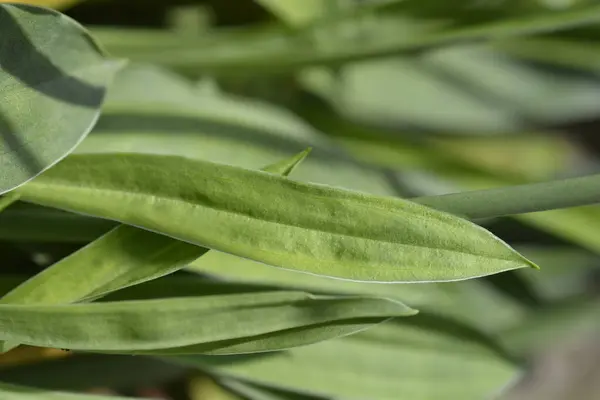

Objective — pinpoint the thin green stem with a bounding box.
[412,173,600,219]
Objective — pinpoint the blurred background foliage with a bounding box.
[2,0,600,399]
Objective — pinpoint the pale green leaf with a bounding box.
[17,153,537,282]
[516,246,599,301]
[172,316,519,400]
[0,291,414,353]
[0,4,122,194]
[79,64,394,196]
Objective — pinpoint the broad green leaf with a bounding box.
[0,150,310,352]
[0,291,414,353]
[0,4,122,194]
[0,382,136,400]
[0,64,399,244]
[171,316,519,400]
[315,114,600,257]
[301,44,600,133]
[17,153,537,282]
[0,150,310,305]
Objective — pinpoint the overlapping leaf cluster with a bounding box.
[1,1,600,399]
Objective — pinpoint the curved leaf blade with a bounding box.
[172,316,518,400]
[0,150,310,306]
[0,150,310,353]
[0,4,122,194]
[18,153,537,282]
[0,291,415,352]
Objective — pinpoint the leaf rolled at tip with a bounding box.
[0,291,415,352]
[17,153,537,282]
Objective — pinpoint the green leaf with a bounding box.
[500,297,600,357]
[0,193,19,213]
[100,3,600,74]
[301,43,600,133]
[496,38,600,74]
[0,150,310,353]
[0,204,114,243]
[0,354,186,392]
[17,153,536,282]
[0,4,122,194]
[171,316,519,400]
[186,254,528,333]
[516,246,599,301]
[80,64,395,196]
[90,279,413,356]
[0,291,414,353]
[516,206,600,254]
[256,0,330,27]
[9,1,83,9]
[218,379,325,400]
[0,382,136,400]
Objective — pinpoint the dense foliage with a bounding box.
[1,1,600,399]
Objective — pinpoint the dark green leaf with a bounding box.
[0,381,136,400]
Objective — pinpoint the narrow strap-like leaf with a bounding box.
[0,150,311,353]
[17,153,537,282]
[0,291,414,353]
